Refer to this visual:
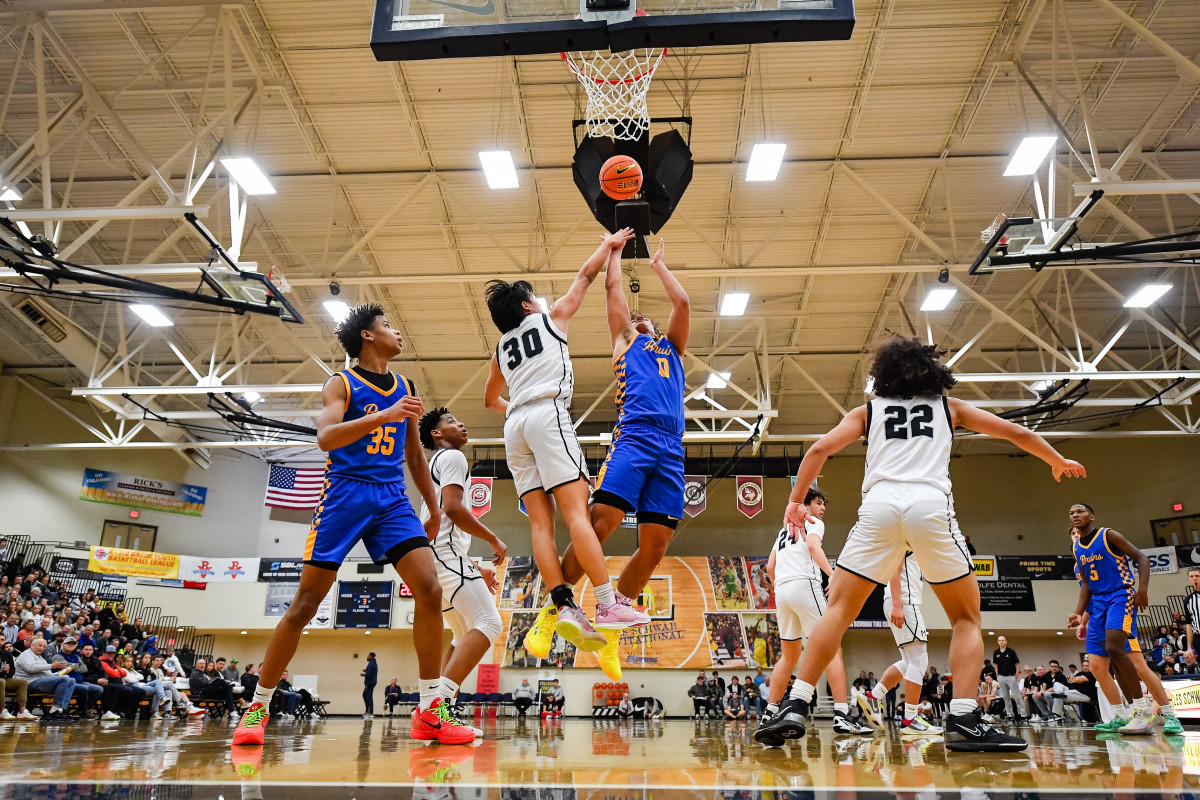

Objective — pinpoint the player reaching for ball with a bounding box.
[484,228,636,653]
[758,335,1085,753]
[234,303,475,749]
[524,237,691,680]
[417,406,508,739]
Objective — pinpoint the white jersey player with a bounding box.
[483,228,635,651]
[417,407,507,737]
[862,552,942,735]
[761,488,872,739]
[760,335,1084,754]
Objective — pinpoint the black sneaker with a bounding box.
[945,707,1027,752]
[753,698,808,744]
[832,710,873,735]
[754,711,785,748]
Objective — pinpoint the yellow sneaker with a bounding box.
[524,604,557,659]
[597,628,622,681]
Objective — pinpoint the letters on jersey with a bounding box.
[863,395,954,494]
[498,313,573,413]
[327,370,412,484]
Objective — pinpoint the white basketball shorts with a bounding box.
[504,400,589,498]
[836,482,973,586]
[775,578,827,642]
[889,603,928,647]
[434,546,501,647]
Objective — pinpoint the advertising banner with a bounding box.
[88,546,180,580]
[973,556,997,581]
[265,583,297,616]
[178,556,260,583]
[979,578,1036,611]
[997,555,1079,580]
[258,559,305,582]
[80,468,207,516]
[1145,546,1178,575]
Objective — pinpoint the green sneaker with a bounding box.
[1094,715,1129,732]
[1163,712,1184,735]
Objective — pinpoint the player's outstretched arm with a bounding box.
[947,398,1085,482]
[649,239,690,354]
[441,482,507,566]
[548,227,634,330]
[484,354,508,414]
[603,242,636,350]
[1108,529,1151,610]
[404,419,440,539]
[316,376,421,452]
[782,405,868,532]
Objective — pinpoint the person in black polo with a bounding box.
[992,635,1022,720]
[1184,567,1200,654]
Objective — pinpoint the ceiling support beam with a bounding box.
[1,206,209,221]
[1089,0,1200,83]
[1073,179,1200,196]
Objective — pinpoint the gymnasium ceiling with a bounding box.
[0,0,1199,461]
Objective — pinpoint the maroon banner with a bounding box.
[476,663,500,694]
[684,475,707,517]
[736,476,764,519]
[469,477,492,518]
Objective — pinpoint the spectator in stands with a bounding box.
[979,659,997,681]
[189,657,238,718]
[384,678,402,716]
[1046,660,1089,718]
[542,679,564,719]
[148,654,203,718]
[34,614,53,639]
[0,668,32,719]
[273,670,303,718]
[977,673,1000,721]
[97,645,143,719]
[361,652,378,719]
[162,647,184,675]
[16,638,75,721]
[2,615,17,644]
[742,674,759,718]
[77,625,96,652]
[121,618,144,654]
[57,638,102,718]
[1180,651,1200,675]
[118,654,158,718]
[513,678,535,718]
[705,675,724,716]
[241,663,260,696]
[688,676,713,718]
[917,695,934,721]
[710,670,725,695]
[96,604,116,633]
[724,677,747,720]
[15,620,36,649]
[617,692,635,719]
[1028,665,1056,721]
[222,658,240,682]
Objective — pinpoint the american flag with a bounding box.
[265,465,326,510]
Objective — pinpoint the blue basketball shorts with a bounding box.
[304,476,428,569]
[593,423,684,522]
[1086,587,1141,658]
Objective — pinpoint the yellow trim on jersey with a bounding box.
[336,372,352,413]
[401,375,415,397]
[612,334,639,364]
[1102,527,1123,559]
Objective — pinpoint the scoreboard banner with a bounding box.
[336,580,393,629]
[80,468,207,516]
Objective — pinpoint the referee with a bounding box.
[1184,567,1200,653]
[992,635,1022,721]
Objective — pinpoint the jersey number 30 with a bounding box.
[883,405,934,440]
[366,426,396,455]
[503,328,544,370]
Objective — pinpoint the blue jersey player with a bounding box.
[530,238,690,680]
[234,303,474,748]
[1068,504,1181,734]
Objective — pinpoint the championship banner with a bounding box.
[469,477,493,518]
[178,556,260,583]
[88,546,180,580]
[684,476,707,517]
[1145,546,1178,575]
[997,555,1079,580]
[80,468,207,517]
[735,476,763,519]
[978,578,1036,611]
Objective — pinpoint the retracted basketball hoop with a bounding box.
[562,10,666,142]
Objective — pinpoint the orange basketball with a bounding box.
[600,155,642,201]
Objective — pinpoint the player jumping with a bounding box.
[754,488,873,747]
[861,552,943,736]
[1068,504,1182,735]
[524,238,690,680]
[417,406,509,738]
[234,303,474,748]
[757,335,1085,753]
[484,228,635,652]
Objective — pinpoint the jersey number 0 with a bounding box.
[503,328,544,370]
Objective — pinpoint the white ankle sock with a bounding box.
[765,702,779,714]
[834,702,849,714]
[252,685,275,707]
[789,681,815,703]
[418,679,440,712]
[595,582,616,609]
[870,683,887,701]
[1133,696,1150,711]
[904,702,919,720]
[949,698,977,716]
[1162,702,1175,715]
[438,676,459,704]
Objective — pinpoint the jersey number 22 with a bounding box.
[883,405,934,440]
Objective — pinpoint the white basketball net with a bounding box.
[562,45,666,141]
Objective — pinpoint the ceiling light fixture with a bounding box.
[323,300,351,322]
[1003,136,1057,177]
[479,151,519,189]
[720,292,749,316]
[220,157,276,195]
[746,143,786,182]
[130,304,173,327]
[1123,283,1171,308]
[706,371,731,390]
[243,391,262,404]
[920,288,957,311]
[0,185,20,202]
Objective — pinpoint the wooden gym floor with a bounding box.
[1,716,1196,798]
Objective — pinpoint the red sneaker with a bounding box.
[231,702,270,746]
[410,699,476,745]
[408,743,475,782]
[231,744,263,780]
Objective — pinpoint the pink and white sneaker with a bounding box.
[555,606,608,651]
[594,601,651,629]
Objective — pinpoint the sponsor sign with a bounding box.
[306,586,336,629]
[978,578,1036,612]
[1145,546,1178,575]
[683,476,707,517]
[179,556,260,583]
[735,476,763,519]
[88,546,180,580]
[50,556,83,578]
[973,556,997,581]
[1168,678,1200,719]
[469,477,493,518]
[258,559,305,582]
[265,582,297,616]
[476,663,500,694]
[996,555,1079,580]
[80,468,207,516]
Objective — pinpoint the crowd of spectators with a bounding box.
[687,668,769,720]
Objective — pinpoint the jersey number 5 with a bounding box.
[883,405,934,440]
[503,328,544,370]
[366,426,396,455]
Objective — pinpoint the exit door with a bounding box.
[101,520,158,551]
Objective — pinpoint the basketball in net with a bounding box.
[562,10,666,142]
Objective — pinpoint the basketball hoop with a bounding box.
[267,266,291,294]
[562,10,666,142]
[981,214,1008,244]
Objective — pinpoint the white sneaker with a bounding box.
[150,713,162,720]
[1029,715,1042,723]
[16,710,37,721]
[363,714,374,720]
[0,710,14,720]
[187,705,206,718]
[101,711,122,721]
